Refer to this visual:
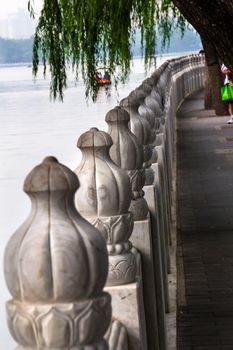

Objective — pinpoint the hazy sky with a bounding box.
[0,0,43,19]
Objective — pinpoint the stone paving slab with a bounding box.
[177,90,233,349]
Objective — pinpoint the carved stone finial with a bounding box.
[106,106,143,169]
[140,81,152,95]
[144,77,156,88]
[157,68,170,101]
[137,89,156,140]
[120,91,154,186]
[136,82,156,138]
[120,92,150,145]
[75,127,137,286]
[105,106,148,220]
[4,157,111,349]
[134,89,155,185]
[139,83,164,164]
[76,128,131,217]
[151,87,162,109]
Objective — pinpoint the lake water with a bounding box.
[0,52,190,348]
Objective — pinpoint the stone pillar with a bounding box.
[138,81,170,348]
[156,134,172,248]
[75,127,147,350]
[150,69,173,206]
[105,106,148,221]
[143,184,168,350]
[120,91,154,186]
[139,82,164,164]
[105,320,128,350]
[4,156,111,350]
[105,107,160,350]
[144,83,162,127]
[151,69,173,253]
[152,63,169,109]
[150,82,166,136]
[75,128,137,287]
[138,78,172,256]
[137,82,157,148]
[151,84,163,111]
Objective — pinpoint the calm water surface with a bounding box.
[0,53,186,348]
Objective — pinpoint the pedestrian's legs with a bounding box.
[229,102,233,115]
[227,102,233,123]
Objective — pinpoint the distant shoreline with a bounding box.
[0,62,32,68]
[0,51,199,69]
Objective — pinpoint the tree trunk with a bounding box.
[172,0,233,73]
[202,39,229,116]
[203,63,213,110]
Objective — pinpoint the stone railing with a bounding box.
[4,54,205,350]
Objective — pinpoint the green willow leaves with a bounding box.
[29,0,186,101]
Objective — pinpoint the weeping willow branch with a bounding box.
[29,0,186,101]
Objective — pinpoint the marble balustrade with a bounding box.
[4,54,205,350]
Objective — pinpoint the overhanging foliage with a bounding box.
[28,0,187,101]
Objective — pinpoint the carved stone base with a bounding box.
[130,214,160,350]
[151,147,158,163]
[7,293,111,349]
[143,184,169,350]
[104,250,147,350]
[143,145,152,168]
[129,197,148,221]
[105,320,128,350]
[144,167,154,186]
[107,250,137,286]
[88,213,134,245]
[88,214,137,286]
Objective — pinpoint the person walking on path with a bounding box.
[221,63,233,124]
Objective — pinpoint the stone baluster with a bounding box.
[139,77,171,234]
[135,81,171,346]
[138,82,157,142]
[74,127,147,350]
[151,68,172,185]
[151,85,163,112]
[143,71,172,318]
[157,77,169,115]
[152,64,169,109]
[197,54,203,88]
[4,156,111,350]
[137,80,162,164]
[74,127,137,286]
[105,106,148,221]
[144,78,163,125]
[142,76,162,112]
[150,77,165,134]
[105,107,161,350]
[200,54,205,86]
[120,91,154,186]
[150,85,165,130]
[152,67,173,247]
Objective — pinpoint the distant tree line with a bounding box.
[132,28,201,56]
[0,29,200,65]
[0,37,33,64]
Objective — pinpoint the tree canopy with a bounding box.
[172,0,233,71]
[29,0,233,101]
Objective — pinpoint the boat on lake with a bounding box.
[95,71,111,86]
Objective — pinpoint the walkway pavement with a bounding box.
[177,89,233,350]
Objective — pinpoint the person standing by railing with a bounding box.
[221,64,233,124]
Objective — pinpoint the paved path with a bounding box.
[177,89,233,350]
